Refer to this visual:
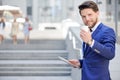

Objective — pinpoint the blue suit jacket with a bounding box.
[80,23,116,80]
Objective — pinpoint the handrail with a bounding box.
[68,27,83,59]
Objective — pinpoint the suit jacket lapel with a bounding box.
[92,23,103,38]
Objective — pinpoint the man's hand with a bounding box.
[80,29,92,45]
[68,59,80,68]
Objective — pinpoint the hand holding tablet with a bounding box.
[58,56,80,68]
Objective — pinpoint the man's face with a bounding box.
[80,8,99,28]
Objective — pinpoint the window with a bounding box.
[119,0,120,4]
[107,0,111,5]
[27,6,32,15]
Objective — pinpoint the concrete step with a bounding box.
[0,71,71,76]
[0,60,71,76]
[0,39,66,50]
[0,50,68,60]
[0,60,70,66]
[0,76,72,80]
[0,67,70,71]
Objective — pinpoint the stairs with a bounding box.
[0,39,72,79]
[0,60,71,76]
[0,50,68,60]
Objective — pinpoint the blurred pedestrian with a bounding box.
[0,17,6,44]
[10,18,19,44]
[23,17,32,44]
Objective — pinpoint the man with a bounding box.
[69,1,116,80]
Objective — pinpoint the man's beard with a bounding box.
[86,18,98,28]
[90,18,98,28]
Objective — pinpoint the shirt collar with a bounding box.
[91,21,101,33]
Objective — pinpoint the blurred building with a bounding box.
[0,0,120,28]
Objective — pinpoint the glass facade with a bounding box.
[37,0,74,23]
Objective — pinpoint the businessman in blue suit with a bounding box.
[69,1,116,80]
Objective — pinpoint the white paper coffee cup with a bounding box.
[80,26,89,32]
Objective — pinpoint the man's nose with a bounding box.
[85,16,90,21]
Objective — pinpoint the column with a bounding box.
[32,0,38,28]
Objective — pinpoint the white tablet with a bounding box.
[58,56,77,67]
[58,56,70,64]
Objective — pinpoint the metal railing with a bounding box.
[66,27,82,80]
[67,27,83,59]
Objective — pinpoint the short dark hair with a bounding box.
[78,1,99,14]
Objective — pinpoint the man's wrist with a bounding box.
[87,39,93,46]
